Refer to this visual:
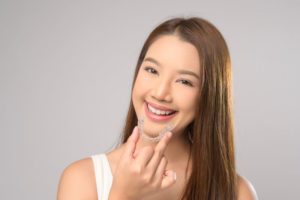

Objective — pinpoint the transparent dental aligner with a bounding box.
[137,117,175,142]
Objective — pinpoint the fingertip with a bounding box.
[134,126,140,139]
[128,126,139,141]
[125,126,140,158]
[132,126,138,135]
[166,131,172,139]
[162,131,172,142]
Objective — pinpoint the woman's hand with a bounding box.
[108,126,176,200]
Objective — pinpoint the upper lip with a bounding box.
[146,101,177,112]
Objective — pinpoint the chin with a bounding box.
[142,121,165,136]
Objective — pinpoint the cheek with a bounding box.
[134,73,153,95]
[175,90,198,111]
[132,84,142,117]
[132,72,150,102]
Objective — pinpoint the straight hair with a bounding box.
[121,17,237,200]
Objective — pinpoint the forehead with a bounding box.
[144,35,200,72]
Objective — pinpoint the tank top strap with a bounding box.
[90,154,113,200]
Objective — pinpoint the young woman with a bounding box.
[57,17,258,200]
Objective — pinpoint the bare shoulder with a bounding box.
[57,157,97,200]
[237,174,259,200]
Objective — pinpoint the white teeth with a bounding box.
[147,104,174,116]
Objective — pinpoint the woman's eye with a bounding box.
[178,79,193,87]
[144,67,158,74]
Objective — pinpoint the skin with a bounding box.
[57,35,259,200]
[132,35,201,139]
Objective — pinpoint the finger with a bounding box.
[134,146,154,168]
[152,156,168,185]
[161,170,177,189]
[147,131,172,170]
[124,126,139,159]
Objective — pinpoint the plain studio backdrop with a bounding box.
[0,0,299,199]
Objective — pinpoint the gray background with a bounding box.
[0,0,299,199]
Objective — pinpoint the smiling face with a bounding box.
[132,35,201,137]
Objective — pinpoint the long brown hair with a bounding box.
[121,17,237,200]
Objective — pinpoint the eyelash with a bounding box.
[143,67,194,87]
[178,79,193,86]
[144,67,158,74]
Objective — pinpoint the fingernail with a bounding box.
[173,172,177,181]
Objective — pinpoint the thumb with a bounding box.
[161,170,176,189]
[124,126,139,159]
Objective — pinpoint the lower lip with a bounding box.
[144,103,177,122]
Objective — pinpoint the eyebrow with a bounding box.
[144,57,200,80]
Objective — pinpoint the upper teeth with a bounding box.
[147,104,174,115]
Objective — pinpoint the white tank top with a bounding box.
[90,154,113,200]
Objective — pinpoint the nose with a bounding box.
[151,77,172,102]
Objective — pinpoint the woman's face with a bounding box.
[132,35,200,137]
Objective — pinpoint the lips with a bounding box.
[144,101,177,122]
[146,101,177,112]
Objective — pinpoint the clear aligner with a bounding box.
[137,117,175,142]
